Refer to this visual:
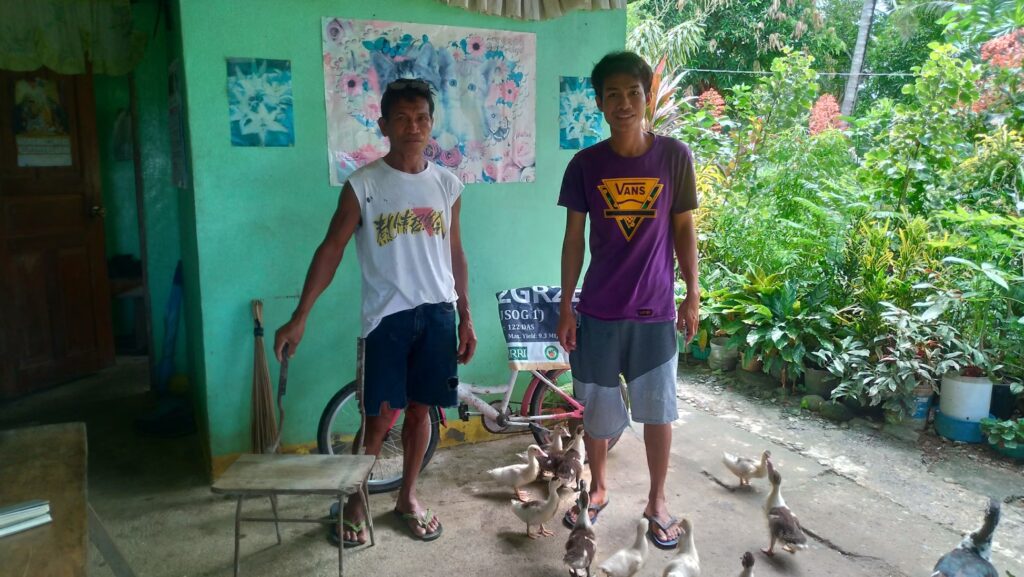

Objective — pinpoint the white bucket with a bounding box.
[939,373,993,421]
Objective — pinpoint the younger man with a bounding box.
[556,51,699,549]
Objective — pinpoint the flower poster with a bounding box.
[322,18,536,185]
[227,58,294,147]
[559,76,602,149]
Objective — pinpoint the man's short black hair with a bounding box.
[590,51,653,99]
[380,78,435,119]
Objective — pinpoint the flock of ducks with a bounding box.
[485,426,1004,577]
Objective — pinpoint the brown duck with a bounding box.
[762,459,807,556]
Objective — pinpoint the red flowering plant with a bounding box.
[973,29,1024,130]
[808,94,847,135]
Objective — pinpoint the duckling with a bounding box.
[597,517,649,577]
[722,450,771,488]
[511,476,565,539]
[555,426,586,490]
[527,424,572,478]
[762,459,806,556]
[564,479,597,577]
[531,422,570,454]
[932,498,1001,577]
[567,424,587,463]
[737,552,754,577]
[488,444,547,501]
[662,518,700,577]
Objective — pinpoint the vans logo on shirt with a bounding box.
[637,308,654,317]
[597,178,663,241]
[374,208,447,246]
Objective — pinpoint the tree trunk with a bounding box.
[841,0,878,116]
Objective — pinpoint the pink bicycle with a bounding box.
[317,286,622,493]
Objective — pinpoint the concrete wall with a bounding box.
[175,0,624,470]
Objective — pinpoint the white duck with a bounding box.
[564,479,597,577]
[737,552,755,577]
[662,518,700,577]
[511,476,565,538]
[488,444,547,501]
[762,459,807,556]
[722,450,770,488]
[597,517,649,577]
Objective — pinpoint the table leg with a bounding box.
[233,496,243,577]
[268,494,282,544]
[362,483,375,548]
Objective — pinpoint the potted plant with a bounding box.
[815,304,972,426]
[979,417,1024,460]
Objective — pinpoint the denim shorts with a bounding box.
[363,301,459,416]
[569,313,679,439]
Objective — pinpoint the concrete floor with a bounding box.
[1,357,1021,577]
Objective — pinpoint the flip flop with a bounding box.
[562,499,609,529]
[643,513,682,550]
[326,502,367,549]
[392,508,443,542]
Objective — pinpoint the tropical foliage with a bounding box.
[636,1,1024,416]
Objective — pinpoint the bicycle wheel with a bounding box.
[317,381,441,494]
[527,369,621,451]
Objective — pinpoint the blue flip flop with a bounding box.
[562,499,609,529]
[643,513,682,550]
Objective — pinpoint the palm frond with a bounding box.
[664,18,706,65]
[627,18,667,65]
[889,1,958,41]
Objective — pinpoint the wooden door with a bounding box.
[0,69,113,399]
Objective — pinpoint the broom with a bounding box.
[251,300,279,454]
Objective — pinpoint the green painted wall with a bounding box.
[176,0,624,460]
[92,0,188,376]
[94,74,140,339]
[132,0,187,378]
[94,76,140,259]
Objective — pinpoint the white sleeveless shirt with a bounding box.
[348,158,463,337]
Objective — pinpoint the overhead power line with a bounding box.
[678,67,918,77]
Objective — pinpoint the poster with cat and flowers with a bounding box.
[322,18,536,186]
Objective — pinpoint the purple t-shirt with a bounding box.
[558,134,698,322]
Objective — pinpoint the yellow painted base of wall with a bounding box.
[211,418,528,479]
[211,440,319,479]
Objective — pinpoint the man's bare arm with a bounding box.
[274,183,361,361]
[672,210,699,342]
[449,197,477,363]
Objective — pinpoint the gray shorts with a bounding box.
[569,313,679,439]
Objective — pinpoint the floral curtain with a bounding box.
[0,0,146,75]
[434,0,626,21]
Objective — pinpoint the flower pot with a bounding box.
[804,366,837,399]
[990,441,1024,461]
[740,350,762,373]
[939,373,993,422]
[990,383,1018,421]
[906,382,934,428]
[935,410,990,444]
[707,337,738,371]
[689,341,711,361]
